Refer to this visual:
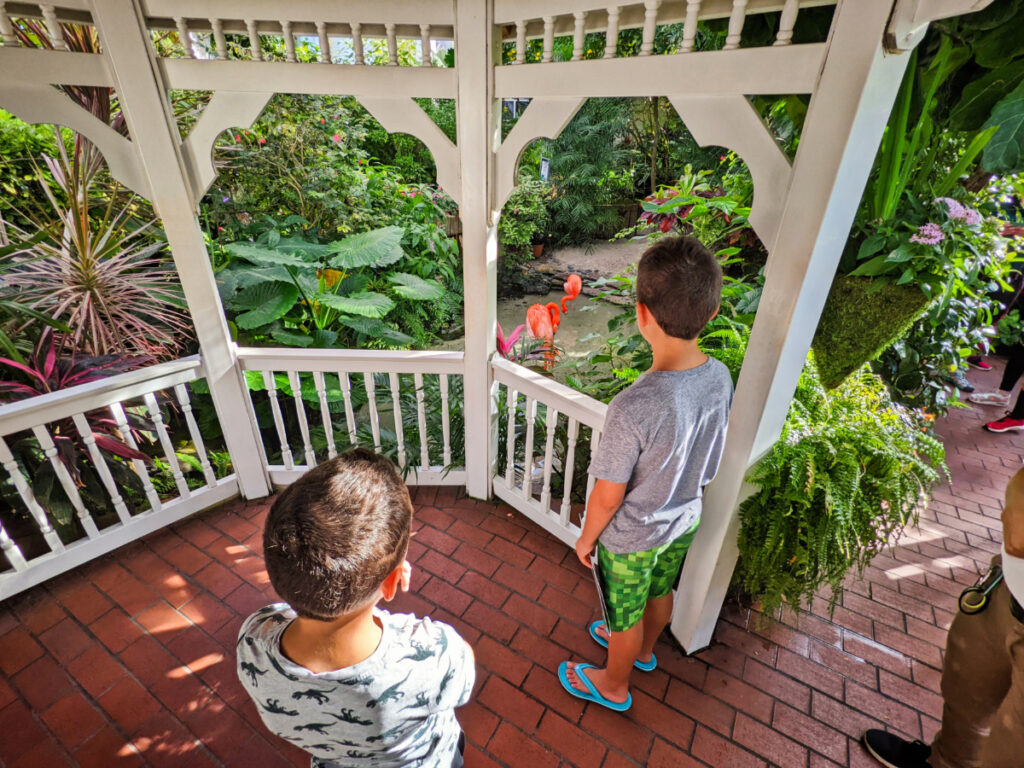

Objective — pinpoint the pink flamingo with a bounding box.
[527,303,561,369]
[561,274,582,313]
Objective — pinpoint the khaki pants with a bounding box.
[930,574,1024,768]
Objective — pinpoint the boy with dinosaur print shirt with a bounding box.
[237,449,474,767]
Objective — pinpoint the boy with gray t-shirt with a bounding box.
[559,236,732,713]
[237,449,474,767]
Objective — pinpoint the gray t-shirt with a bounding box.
[237,604,474,768]
[588,358,733,554]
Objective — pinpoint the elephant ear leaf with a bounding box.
[232,282,299,329]
[224,242,309,268]
[982,79,1024,173]
[315,291,395,318]
[327,226,405,269]
[338,317,414,346]
[388,272,444,300]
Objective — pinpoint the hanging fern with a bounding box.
[737,359,947,616]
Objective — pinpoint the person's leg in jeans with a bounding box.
[974,344,1024,408]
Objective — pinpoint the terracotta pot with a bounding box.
[532,243,544,258]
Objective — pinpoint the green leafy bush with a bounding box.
[499,180,551,269]
[738,361,946,615]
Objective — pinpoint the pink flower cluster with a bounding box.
[910,222,945,245]
[935,197,982,226]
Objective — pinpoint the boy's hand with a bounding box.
[399,560,412,592]
[575,537,595,569]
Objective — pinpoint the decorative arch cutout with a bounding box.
[181,90,273,201]
[495,97,585,211]
[358,96,460,205]
[0,83,150,199]
[668,95,794,251]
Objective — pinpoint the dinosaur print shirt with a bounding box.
[237,604,474,768]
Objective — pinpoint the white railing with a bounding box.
[491,357,607,546]
[140,1,455,64]
[237,347,466,488]
[0,355,238,601]
[495,0,836,62]
[0,2,96,48]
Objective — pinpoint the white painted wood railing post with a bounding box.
[670,0,916,653]
[90,0,271,499]
[0,3,20,47]
[455,0,499,499]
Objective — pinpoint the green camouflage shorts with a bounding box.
[596,521,700,632]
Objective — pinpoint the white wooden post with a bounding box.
[454,0,499,499]
[671,0,915,652]
[90,0,271,499]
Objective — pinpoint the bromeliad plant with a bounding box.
[218,225,444,349]
[0,332,156,531]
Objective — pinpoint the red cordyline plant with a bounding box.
[0,331,156,525]
[0,141,192,359]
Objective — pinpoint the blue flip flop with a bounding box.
[588,620,657,672]
[558,661,632,712]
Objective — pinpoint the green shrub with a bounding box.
[499,180,552,269]
[738,359,946,616]
[812,275,931,390]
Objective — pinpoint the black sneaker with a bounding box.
[861,730,932,768]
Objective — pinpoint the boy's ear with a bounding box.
[709,305,719,322]
[380,563,404,602]
[636,302,650,326]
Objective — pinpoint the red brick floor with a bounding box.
[0,361,1018,768]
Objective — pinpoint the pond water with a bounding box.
[441,291,636,381]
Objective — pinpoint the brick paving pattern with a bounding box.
[0,361,1018,767]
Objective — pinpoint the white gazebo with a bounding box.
[0,0,992,652]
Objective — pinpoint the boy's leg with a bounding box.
[639,522,700,660]
[639,593,674,662]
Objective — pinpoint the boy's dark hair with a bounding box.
[637,236,722,340]
[263,449,412,621]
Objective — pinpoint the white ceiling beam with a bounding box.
[160,58,457,98]
[887,0,995,50]
[140,0,454,27]
[0,47,113,87]
[495,43,827,98]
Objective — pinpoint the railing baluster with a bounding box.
[414,373,430,470]
[286,371,317,467]
[682,0,701,52]
[245,19,262,60]
[539,407,558,512]
[210,17,227,58]
[504,387,518,489]
[604,7,619,59]
[364,373,382,452]
[420,24,431,66]
[572,12,586,61]
[71,413,132,525]
[351,22,364,65]
[440,374,452,467]
[32,424,98,538]
[39,4,67,50]
[774,0,800,46]
[586,428,600,501]
[388,373,406,469]
[109,403,161,511]
[724,0,749,50]
[340,372,358,446]
[386,23,398,66]
[0,3,21,47]
[263,370,294,470]
[143,393,190,498]
[175,17,195,58]
[316,21,331,63]
[560,417,579,526]
[640,0,660,56]
[522,397,537,499]
[0,436,64,554]
[541,16,554,63]
[313,372,337,459]
[174,384,217,486]
[281,20,297,62]
[515,20,526,64]
[0,517,26,571]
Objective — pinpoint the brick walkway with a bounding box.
[0,362,1017,768]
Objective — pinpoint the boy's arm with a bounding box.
[574,478,627,568]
